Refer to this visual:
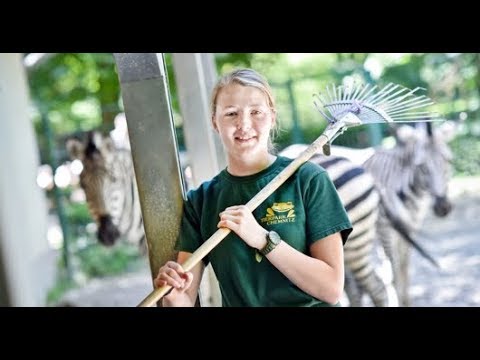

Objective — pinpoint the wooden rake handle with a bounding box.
[138,121,345,307]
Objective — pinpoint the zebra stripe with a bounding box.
[312,155,394,306]
[279,146,396,307]
[362,124,453,306]
[67,132,146,250]
[108,149,145,247]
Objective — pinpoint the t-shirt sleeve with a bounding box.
[303,170,353,246]
[174,192,209,264]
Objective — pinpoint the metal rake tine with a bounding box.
[386,86,426,107]
[313,97,335,123]
[388,102,436,116]
[391,114,438,121]
[374,87,414,109]
[386,95,431,112]
[348,83,363,101]
[366,83,398,105]
[391,117,442,123]
[341,85,349,101]
[387,99,434,114]
[357,84,378,103]
[325,84,335,104]
[389,111,435,118]
[369,84,405,106]
[313,92,326,106]
[353,83,371,103]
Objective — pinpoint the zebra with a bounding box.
[67,122,454,307]
[67,129,393,306]
[280,144,397,307]
[363,122,454,306]
[281,121,455,307]
[66,131,146,250]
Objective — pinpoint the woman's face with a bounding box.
[212,83,275,159]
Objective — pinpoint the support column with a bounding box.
[0,53,55,306]
[172,53,224,307]
[172,53,226,184]
[114,53,185,306]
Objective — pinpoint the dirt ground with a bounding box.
[57,177,480,307]
[409,177,480,307]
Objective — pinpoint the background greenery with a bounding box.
[24,53,480,303]
[27,53,480,172]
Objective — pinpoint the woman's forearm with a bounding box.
[265,236,344,304]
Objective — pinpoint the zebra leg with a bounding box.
[344,269,363,307]
[198,264,222,307]
[397,238,411,307]
[344,247,391,307]
[372,208,404,307]
[353,266,390,307]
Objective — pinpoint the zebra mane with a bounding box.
[364,141,418,196]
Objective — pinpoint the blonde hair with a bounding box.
[211,68,279,151]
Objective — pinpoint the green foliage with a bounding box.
[64,201,92,225]
[47,240,144,305]
[28,53,121,165]
[46,277,76,305]
[28,53,120,132]
[450,134,480,176]
[28,53,480,304]
[382,54,427,89]
[216,53,254,71]
[75,242,142,278]
[50,186,144,300]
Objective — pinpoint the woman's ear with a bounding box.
[212,116,218,133]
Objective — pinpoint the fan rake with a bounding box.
[137,81,440,307]
[313,82,440,154]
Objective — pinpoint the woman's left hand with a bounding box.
[217,205,267,249]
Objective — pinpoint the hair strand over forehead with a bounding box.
[210,68,276,117]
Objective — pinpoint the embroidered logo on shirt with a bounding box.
[260,201,296,225]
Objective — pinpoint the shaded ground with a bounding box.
[57,268,152,307]
[409,180,480,307]
[57,177,480,307]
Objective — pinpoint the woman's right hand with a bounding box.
[154,261,194,297]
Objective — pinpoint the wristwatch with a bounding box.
[260,231,282,256]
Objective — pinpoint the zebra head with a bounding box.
[66,131,121,246]
[396,122,455,218]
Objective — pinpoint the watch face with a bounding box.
[268,231,281,245]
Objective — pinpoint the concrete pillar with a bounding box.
[172,53,226,184]
[114,53,185,306]
[172,53,224,307]
[0,53,55,306]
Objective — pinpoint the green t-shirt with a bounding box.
[175,156,352,307]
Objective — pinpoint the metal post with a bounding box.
[39,110,72,280]
[286,78,304,144]
[172,53,224,307]
[114,53,185,306]
[172,53,226,184]
[362,69,383,146]
[0,53,54,306]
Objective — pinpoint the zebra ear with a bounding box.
[66,138,85,160]
[100,135,116,155]
[395,125,417,146]
[436,120,457,143]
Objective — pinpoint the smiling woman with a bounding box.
[153,68,353,307]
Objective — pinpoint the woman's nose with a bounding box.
[236,113,252,130]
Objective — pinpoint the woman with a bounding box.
[154,68,352,306]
